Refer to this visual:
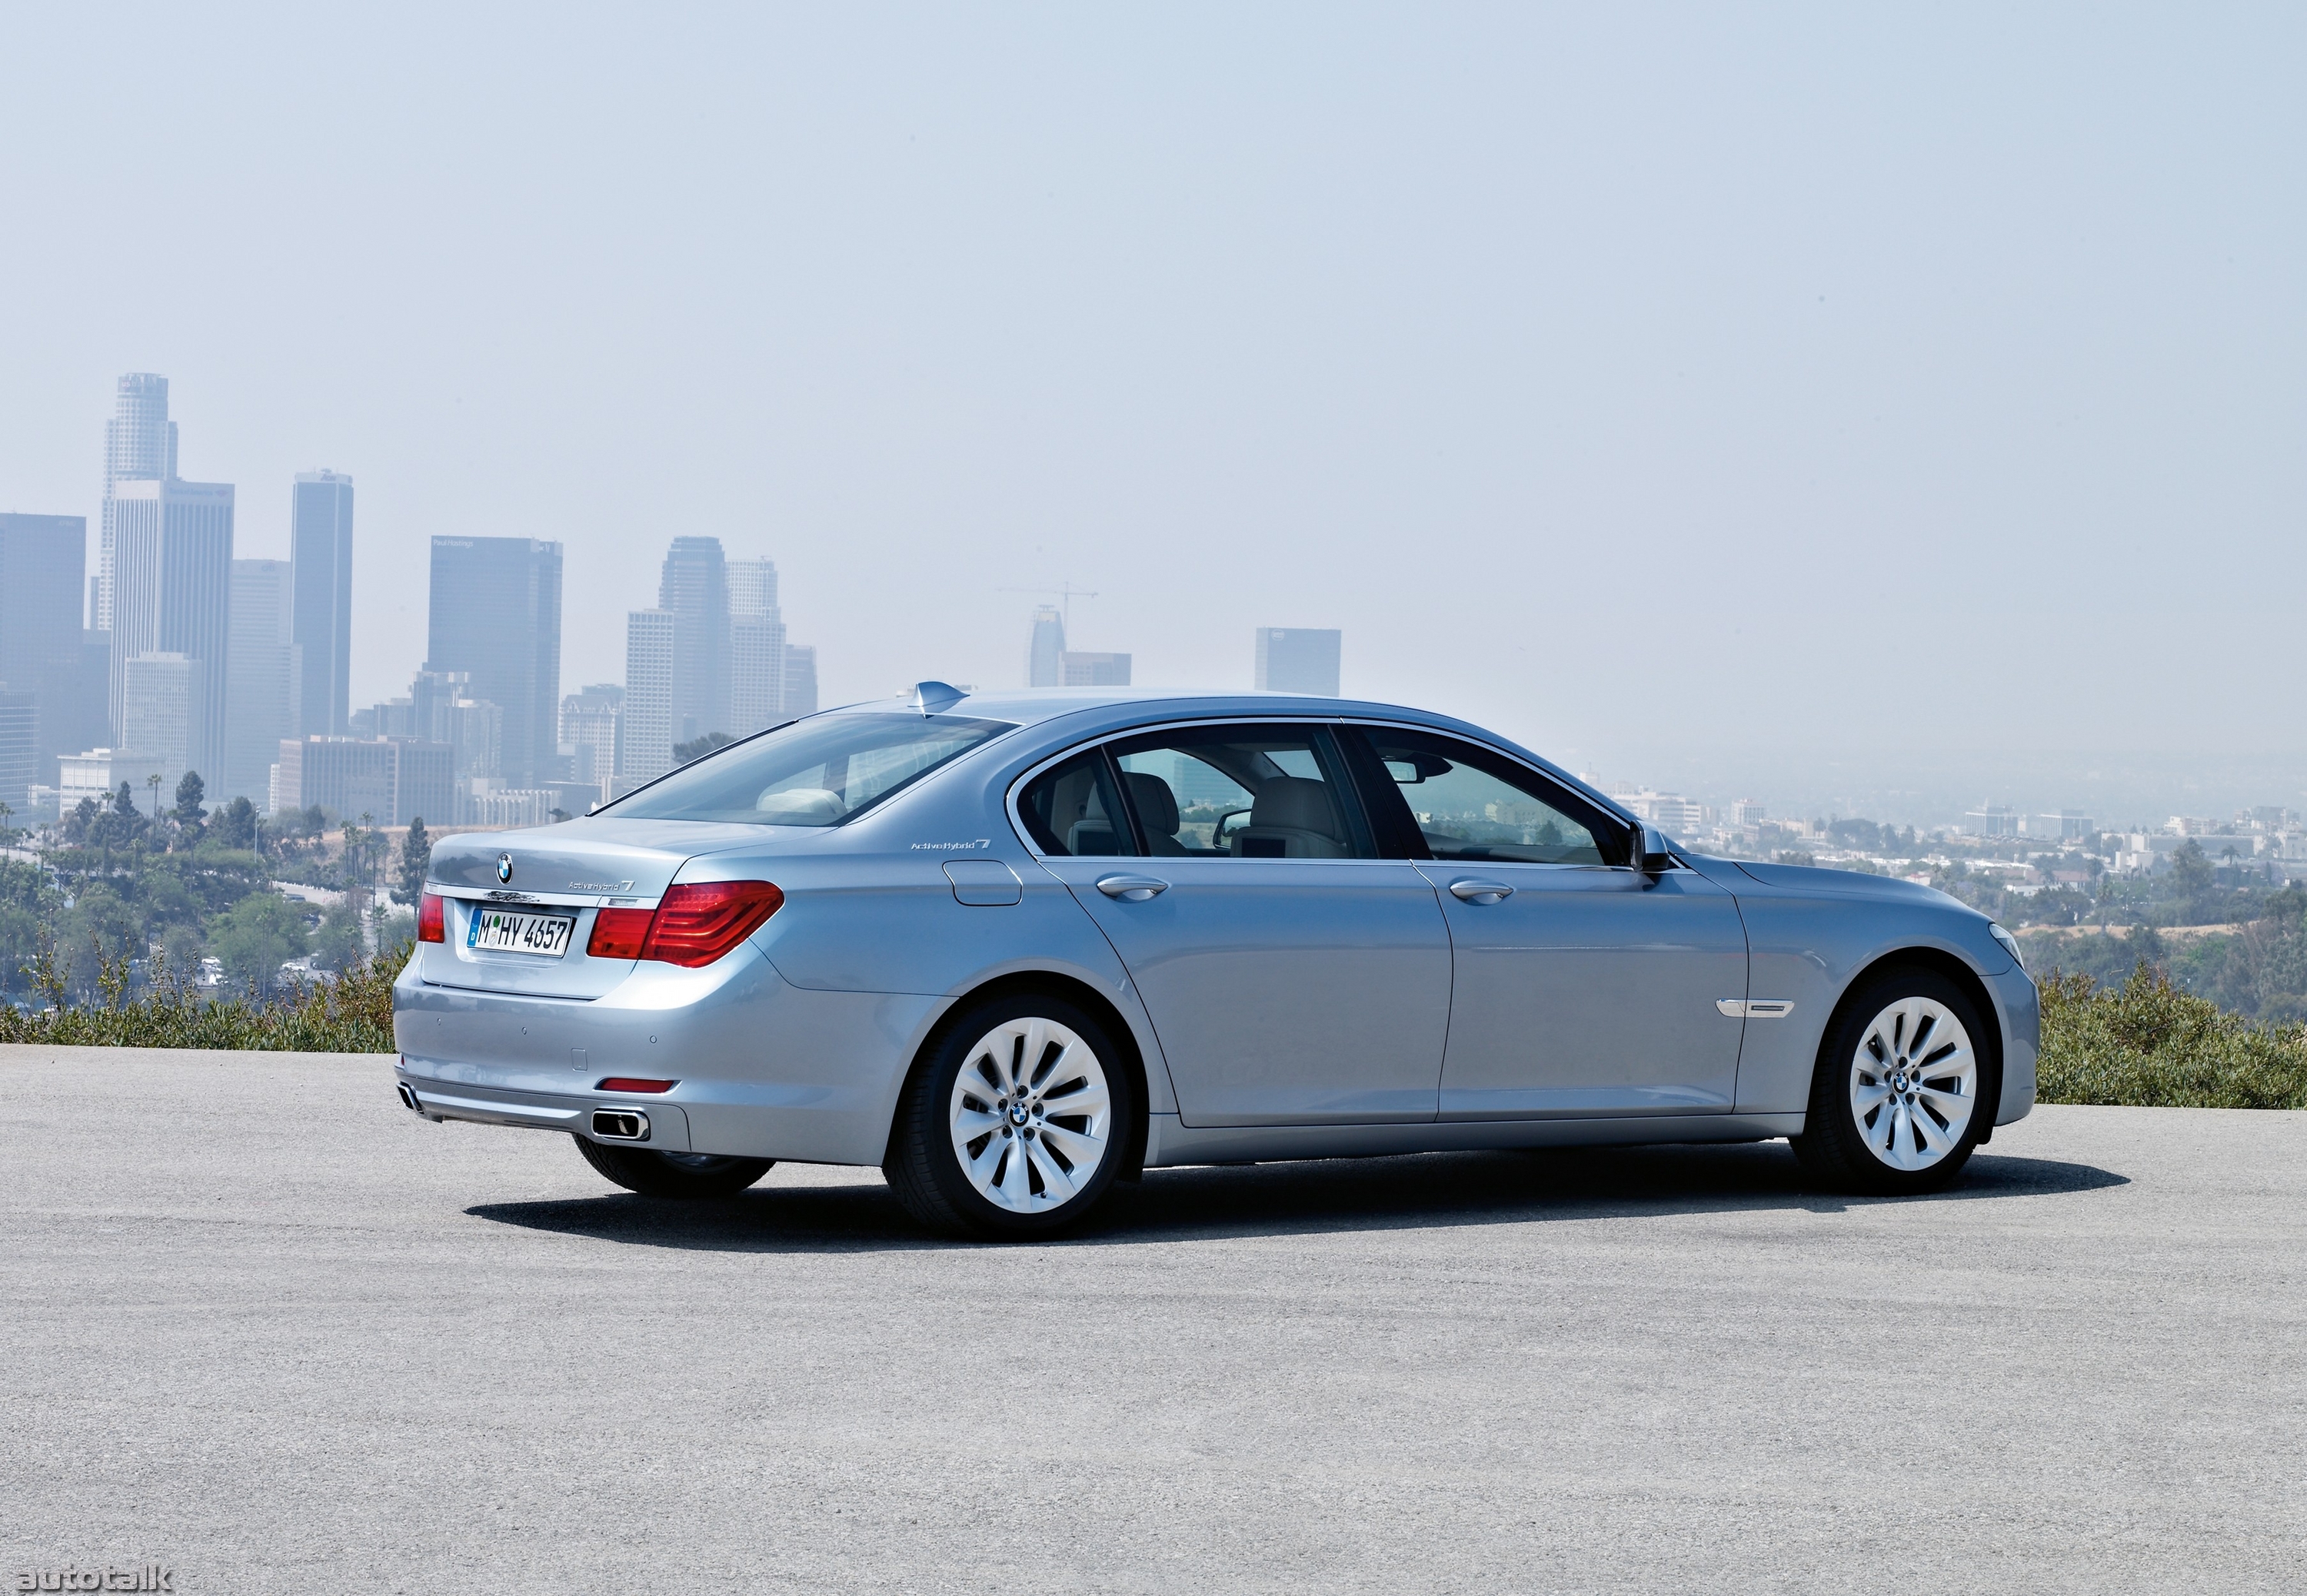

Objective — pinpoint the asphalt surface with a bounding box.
[2,1046,2302,1594]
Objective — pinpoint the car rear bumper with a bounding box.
[390,946,944,1165]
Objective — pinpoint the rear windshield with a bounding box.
[602,713,1016,826]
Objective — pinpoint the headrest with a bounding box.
[1123,771,1180,836]
[1249,776,1340,837]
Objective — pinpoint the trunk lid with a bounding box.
[415,820,785,999]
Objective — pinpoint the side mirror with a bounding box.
[1632,823,1673,878]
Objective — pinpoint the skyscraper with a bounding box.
[0,513,89,781]
[290,470,355,736]
[783,644,817,719]
[424,537,564,784]
[98,374,175,633]
[227,559,300,803]
[1254,627,1342,697]
[621,610,677,787]
[727,557,787,736]
[108,477,233,785]
[121,653,197,792]
[1027,607,1065,687]
[1061,652,1132,687]
[657,536,731,744]
[559,683,624,804]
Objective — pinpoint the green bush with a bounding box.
[2038,963,2307,1109]
[0,938,408,1053]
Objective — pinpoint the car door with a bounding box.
[1343,725,1749,1119]
[1019,724,1453,1127]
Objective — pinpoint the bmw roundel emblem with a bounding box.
[496,853,514,884]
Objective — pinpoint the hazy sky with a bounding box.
[3,5,2301,823]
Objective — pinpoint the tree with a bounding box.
[2170,839,2215,902]
[393,818,432,906]
[211,892,310,996]
[311,899,368,973]
[214,796,258,852]
[174,771,207,821]
[673,731,737,764]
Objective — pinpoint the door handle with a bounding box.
[1448,879,1514,904]
[1094,874,1170,902]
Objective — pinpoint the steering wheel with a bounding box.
[1212,807,1252,852]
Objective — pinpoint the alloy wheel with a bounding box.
[1849,996,1977,1171]
[947,1016,1114,1214]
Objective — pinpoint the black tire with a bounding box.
[883,991,1136,1240]
[1791,966,1994,1195]
[572,1135,774,1198]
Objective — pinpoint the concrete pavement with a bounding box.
[2,1046,2302,1593]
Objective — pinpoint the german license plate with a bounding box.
[466,906,577,958]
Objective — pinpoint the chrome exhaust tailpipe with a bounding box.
[591,1109,650,1142]
[396,1082,422,1113]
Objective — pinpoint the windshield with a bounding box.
[603,713,1016,826]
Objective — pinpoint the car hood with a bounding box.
[1727,859,1960,908]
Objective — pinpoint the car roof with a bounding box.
[820,686,1449,730]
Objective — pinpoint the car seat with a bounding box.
[1231,776,1347,857]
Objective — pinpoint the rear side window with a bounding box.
[1017,750,1137,856]
[1106,724,1375,859]
[604,713,1015,826]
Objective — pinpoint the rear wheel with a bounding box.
[884,994,1133,1239]
[572,1135,774,1198]
[1791,968,1990,1195]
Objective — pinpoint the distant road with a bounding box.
[2,1048,2301,1592]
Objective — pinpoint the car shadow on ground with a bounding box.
[464,1142,2129,1255]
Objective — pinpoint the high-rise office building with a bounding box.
[0,513,90,782]
[98,374,175,633]
[108,477,233,784]
[120,652,196,801]
[559,683,623,804]
[1027,607,1065,687]
[657,537,731,744]
[424,537,563,784]
[226,559,300,805]
[1061,652,1132,687]
[0,690,35,812]
[273,736,453,828]
[783,644,817,719]
[1253,627,1341,697]
[290,470,355,736]
[621,609,677,787]
[727,557,787,736]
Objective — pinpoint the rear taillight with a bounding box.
[584,882,783,967]
[641,881,785,966]
[418,893,445,943]
[586,906,652,959]
[598,1077,677,1093]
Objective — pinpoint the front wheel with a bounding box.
[1791,968,1992,1195]
[884,994,1134,1239]
[573,1135,774,1198]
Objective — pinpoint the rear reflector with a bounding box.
[597,1077,677,1094]
[418,893,445,943]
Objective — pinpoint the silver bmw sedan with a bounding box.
[394,686,2038,1239]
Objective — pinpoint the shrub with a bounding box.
[2037,962,2307,1110]
[0,937,408,1053]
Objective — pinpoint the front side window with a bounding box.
[1107,725,1374,859]
[1348,727,1626,866]
[605,713,1015,826]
